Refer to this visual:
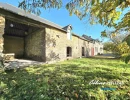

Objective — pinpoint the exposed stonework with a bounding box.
[77,37,89,57]
[3,35,24,58]
[0,16,5,58]
[45,27,89,62]
[0,3,104,64]
[88,42,94,56]
[94,41,103,55]
[4,53,15,61]
[25,28,46,61]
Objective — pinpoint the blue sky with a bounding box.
[0,0,110,41]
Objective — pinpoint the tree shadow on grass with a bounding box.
[0,68,50,100]
[87,56,120,60]
[0,62,130,100]
[78,58,130,69]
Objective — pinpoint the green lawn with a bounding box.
[0,58,130,100]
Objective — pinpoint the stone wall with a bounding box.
[88,42,94,56]
[77,37,89,57]
[94,41,99,55]
[3,35,24,58]
[94,41,104,55]
[45,27,89,62]
[98,43,103,54]
[25,28,45,61]
[0,16,5,58]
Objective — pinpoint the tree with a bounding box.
[19,0,130,43]
[103,32,130,63]
[103,42,115,52]
[102,30,129,44]
[18,0,62,15]
[18,0,130,31]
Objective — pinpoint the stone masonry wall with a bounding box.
[0,16,5,58]
[88,42,94,56]
[94,42,98,55]
[94,41,103,55]
[4,35,24,58]
[98,43,103,54]
[45,27,89,62]
[25,28,45,61]
[77,37,89,57]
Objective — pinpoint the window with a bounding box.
[67,47,72,57]
[82,47,85,56]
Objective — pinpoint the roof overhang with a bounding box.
[0,3,66,32]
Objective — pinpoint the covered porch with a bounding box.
[0,2,48,63]
[0,11,46,69]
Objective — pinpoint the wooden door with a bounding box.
[91,47,94,56]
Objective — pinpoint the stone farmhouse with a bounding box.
[0,3,103,63]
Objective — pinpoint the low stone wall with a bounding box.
[4,53,15,61]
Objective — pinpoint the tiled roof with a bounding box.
[62,24,72,31]
[82,34,94,41]
[72,33,90,41]
[82,34,102,42]
[0,2,100,42]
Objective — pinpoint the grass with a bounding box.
[0,58,130,100]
